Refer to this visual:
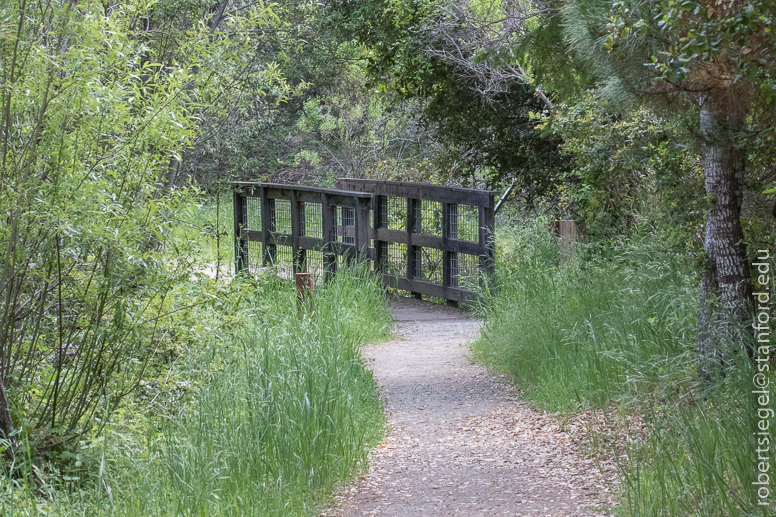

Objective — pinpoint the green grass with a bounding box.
[472,213,776,517]
[1,202,392,516]
[105,269,390,517]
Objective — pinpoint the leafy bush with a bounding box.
[2,266,391,516]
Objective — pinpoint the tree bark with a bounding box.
[697,94,753,382]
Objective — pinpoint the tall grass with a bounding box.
[2,266,392,517]
[473,214,776,516]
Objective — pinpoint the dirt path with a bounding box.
[321,296,616,517]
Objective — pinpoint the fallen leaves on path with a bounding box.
[319,298,619,517]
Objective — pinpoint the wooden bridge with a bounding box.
[232,179,495,306]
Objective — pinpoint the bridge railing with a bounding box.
[232,180,495,306]
[232,182,373,280]
[336,179,495,306]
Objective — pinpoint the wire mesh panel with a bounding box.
[381,242,407,276]
[303,202,322,238]
[272,199,292,235]
[451,252,479,287]
[305,249,324,280]
[335,207,355,243]
[342,207,355,244]
[268,243,293,270]
[245,197,261,230]
[336,253,349,270]
[246,240,262,274]
[419,200,442,236]
[418,247,443,284]
[449,204,458,239]
[457,205,479,242]
[385,197,406,231]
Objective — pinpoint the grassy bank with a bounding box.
[473,215,776,516]
[1,200,391,517]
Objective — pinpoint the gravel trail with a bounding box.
[321,296,615,517]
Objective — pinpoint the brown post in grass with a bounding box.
[296,272,314,312]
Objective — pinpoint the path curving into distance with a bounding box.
[320,297,616,517]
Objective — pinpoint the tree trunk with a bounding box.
[697,94,753,382]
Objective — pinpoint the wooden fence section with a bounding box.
[232,182,373,280]
[336,179,495,306]
[233,180,496,306]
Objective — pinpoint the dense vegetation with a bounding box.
[2,0,776,515]
[474,214,776,516]
[1,198,391,515]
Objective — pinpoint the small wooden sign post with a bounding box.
[295,272,314,312]
[550,220,586,257]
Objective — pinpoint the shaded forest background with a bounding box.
[2,0,776,515]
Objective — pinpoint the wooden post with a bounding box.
[354,197,371,262]
[442,202,457,307]
[233,190,246,273]
[290,190,304,273]
[479,197,496,283]
[296,272,314,313]
[321,192,336,282]
[260,187,273,266]
[557,220,586,257]
[407,198,422,299]
[374,195,386,273]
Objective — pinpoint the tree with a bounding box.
[332,0,570,193]
[561,0,776,379]
[0,0,282,448]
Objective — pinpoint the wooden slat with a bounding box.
[374,195,386,273]
[321,192,336,281]
[290,190,302,272]
[336,178,496,208]
[442,202,454,307]
[407,198,420,299]
[355,196,371,258]
[242,229,262,242]
[479,199,496,280]
[244,229,323,253]
[299,236,324,251]
[260,187,273,266]
[233,182,373,201]
[374,229,484,255]
[382,276,475,304]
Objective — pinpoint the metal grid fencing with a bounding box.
[303,202,322,238]
[233,183,372,281]
[419,200,442,236]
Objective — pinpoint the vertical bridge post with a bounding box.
[407,198,421,299]
[479,195,496,283]
[321,192,336,281]
[233,190,246,273]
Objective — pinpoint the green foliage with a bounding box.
[334,0,570,192]
[2,266,392,516]
[293,56,406,180]
[0,0,284,445]
[544,96,706,242]
[473,214,776,516]
[104,269,390,517]
[474,214,698,410]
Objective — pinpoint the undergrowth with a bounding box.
[1,202,391,517]
[473,213,776,517]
